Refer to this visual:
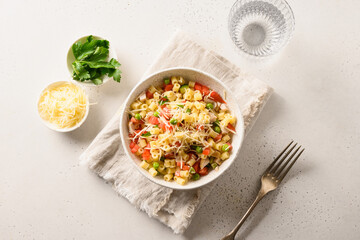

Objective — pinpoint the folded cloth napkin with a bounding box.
[80,30,273,234]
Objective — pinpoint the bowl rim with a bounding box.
[120,67,244,190]
[66,35,118,87]
[37,80,90,132]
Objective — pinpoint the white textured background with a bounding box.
[1,0,359,239]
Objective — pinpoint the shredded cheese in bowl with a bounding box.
[38,81,88,131]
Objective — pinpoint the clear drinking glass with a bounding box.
[228,0,295,57]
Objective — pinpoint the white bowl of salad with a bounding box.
[120,67,244,190]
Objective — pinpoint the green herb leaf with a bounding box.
[72,62,90,80]
[142,132,151,137]
[87,46,109,61]
[110,58,121,68]
[92,78,103,85]
[71,35,121,84]
[112,69,122,82]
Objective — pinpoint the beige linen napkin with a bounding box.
[80,30,273,234]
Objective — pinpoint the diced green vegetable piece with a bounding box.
[177,104,184,108]
[170,119,178,125]
[153,162,159,170]
[196,146,203,154]
[160,156,165,161]
[154,111,160,117]
[206,103,214,109]
[222,144,230,152]
[154,125,159,128]
[164,78,170,85]
[211,163,218,169]
[189,167,196,174]
[179,84,189,94]
[135,113,141,120]
[186,108,191,114]
[142,132,151,137]
[214,126,221,133]
[192,173,200,180]
[128,114,132,119]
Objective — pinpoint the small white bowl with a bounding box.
[37,81,89,132]
[66,35,118,87]
[119,67,245,190]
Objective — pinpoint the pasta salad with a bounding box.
[127,76,236,185]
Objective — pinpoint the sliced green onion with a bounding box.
[164,78,170,85]
[179,84,189,94]
[214,126,221,133]
[154,125,159,128]
[186,108,191,114]
[196,146,203,154]
[192,173,200,180]
[222,144,230,152]
[189,167,196,174]
[177,104,184,108]
[211,163,218,169]
[153,111,160,117]
[135,113,141,120]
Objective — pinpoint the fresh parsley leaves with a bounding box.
[71,35,122,85]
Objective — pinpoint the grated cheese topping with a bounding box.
[38,82,87,129]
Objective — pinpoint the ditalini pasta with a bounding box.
[127,76,236,185]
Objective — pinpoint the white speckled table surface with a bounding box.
[1,0,359,239]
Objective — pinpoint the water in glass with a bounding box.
[229,0,295,57]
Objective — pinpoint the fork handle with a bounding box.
[221,191,266,240]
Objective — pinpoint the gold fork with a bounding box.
[222,141,305,240]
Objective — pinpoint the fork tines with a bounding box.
[265,141,305,181]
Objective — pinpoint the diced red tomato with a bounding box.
[175,141,181,147]
[214,133,222,142]
[164,84,173,91]
[159,122,166,131]
[175,171,181,177]
[202,148,211,156]
[149,116,159,125]
[146,143,151,148]
[130,117,141,124]
[182,165,190,170]
[142,149,151,161]
[129,141,136,149]
[194,82,202,91]
[193,161,200,173]
[201,85,210,96]
[227,123,236,132]
[129,134,139,143]
[176,161,190,170]
[196,125,204,131]
[199,167,209,176]
[131,144,139,153]
[209,91,226,103]
[146,91,153,99]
